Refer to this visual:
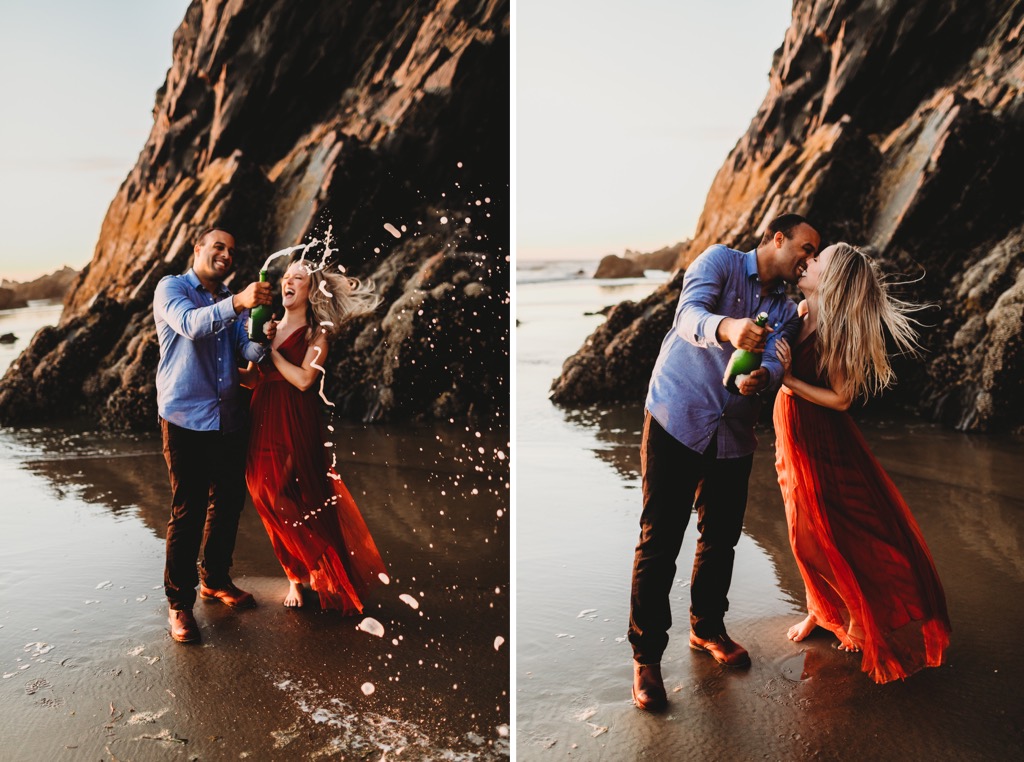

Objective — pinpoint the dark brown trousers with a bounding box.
[161,418,248,610]
[628,413,753,664]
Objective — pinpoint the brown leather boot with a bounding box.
[632,662,668,712]
[199,581,256,608]
[168,608,201,644]
[688,630,751,667]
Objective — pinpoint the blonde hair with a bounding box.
[293,262,382,341]
[816,243,924,401]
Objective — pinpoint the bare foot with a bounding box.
[787,614,817,642]
[838,621,863,652]
[284,580,304,608]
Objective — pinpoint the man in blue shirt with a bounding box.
[630,214,820,711]
[154,227,274,644]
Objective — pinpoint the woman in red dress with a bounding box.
[242,259,386,612]
[773,242,950,683]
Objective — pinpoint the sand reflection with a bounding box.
[0,421,509,759]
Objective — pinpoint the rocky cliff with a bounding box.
[552,0,1024,434]
[0,0,509,430]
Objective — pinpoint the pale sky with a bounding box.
[517,0,793,260]
[0,0,190,281]
[0,2,794,280]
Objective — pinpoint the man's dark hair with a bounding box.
[758,214,811,246]
[194,227,233,247]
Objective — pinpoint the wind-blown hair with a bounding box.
[293,260,382,342]
[816,243,924,401]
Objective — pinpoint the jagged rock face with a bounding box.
[552,0,1024,433]
[550,271,684,405]
[0,0,509,430]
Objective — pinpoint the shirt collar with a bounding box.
[184,268,231,298]
[744,250,786,296]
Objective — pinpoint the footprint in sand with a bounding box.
[24,677,50,695]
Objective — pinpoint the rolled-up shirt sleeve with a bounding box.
[674,246,727,350]
[155,277,239,340]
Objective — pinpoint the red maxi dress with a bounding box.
[246,327,386,613]
[773,331,950,683]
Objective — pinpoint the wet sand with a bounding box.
[516,277,1024,760]
[0,419,509,760]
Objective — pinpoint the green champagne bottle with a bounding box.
[722,311,769,394]
[247,270,271,342]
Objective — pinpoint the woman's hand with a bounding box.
[263,317,278,343]
[775,338,792,372]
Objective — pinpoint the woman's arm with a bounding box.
[269,331,330,391]
[775,338,853,411]
[782,371,853,411]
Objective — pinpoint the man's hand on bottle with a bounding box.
[718,316,772,351]
[232,280,273,312]
[737,367,769,396]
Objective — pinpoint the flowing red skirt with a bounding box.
[246,327,385,613]
[773,337,950,683]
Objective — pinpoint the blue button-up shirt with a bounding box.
[646,245,800,458]
[154,269,268,432]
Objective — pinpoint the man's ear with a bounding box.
[774,231,786,248]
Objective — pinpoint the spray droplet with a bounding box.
[378,573,391,585]
[383,223,402,238]
[399,594,420,610]
[357,618,385,637]
[494,636,505,651]
[440,216,449,225]
[361,682,375,695]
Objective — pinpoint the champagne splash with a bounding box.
[316,225,336,270]
[260,244,306,272]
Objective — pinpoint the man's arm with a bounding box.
[154,277,239,340]
[232,317,271,365]
[673,246,730,349]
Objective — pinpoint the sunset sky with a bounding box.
[517,0,793,261]
[0,1,190,281]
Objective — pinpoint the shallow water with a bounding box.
[0,308,509,760]
[0,301,63,371]
[516,276,1024,760]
